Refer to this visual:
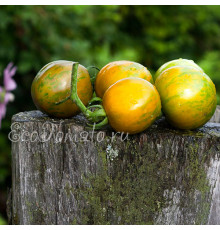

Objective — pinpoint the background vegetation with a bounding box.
[0,5,220,224]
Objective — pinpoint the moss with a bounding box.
[65,182,75,198]
[70,133,216,224]
[24,198,48,224]
[12,212,19,225]
[173,141,212,224]
[31,208,47,225]
[73,139,169,224]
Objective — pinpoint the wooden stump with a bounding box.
[8,106,220,225]
[210,105,220,123]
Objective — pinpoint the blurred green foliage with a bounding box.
[0,215,6,225]
[0,5,220,223]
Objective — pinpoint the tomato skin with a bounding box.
[155,66,217,130]
[31,60,93,118]
[102,78,161,134]
[154,58,203,81]
[95,60,154,98]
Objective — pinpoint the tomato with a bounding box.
[155,66,217,130]
[31,60,93,118]
[154,58,203,81]
[95,60,154,98]
[102,77,161,134]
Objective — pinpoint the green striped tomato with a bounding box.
[31,60,93,118]
[155,66,217,130]
[154,58,203,81]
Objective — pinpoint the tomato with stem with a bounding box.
[31,60,93,118]
[70,63,161,134]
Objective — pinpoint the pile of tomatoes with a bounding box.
[31,58,217,134]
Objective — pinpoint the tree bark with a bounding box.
[9,106,220,225]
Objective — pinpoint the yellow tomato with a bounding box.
[155,66,217,130]
[95,60,153,98]
[31,60,93,118]
[102,78,161,134]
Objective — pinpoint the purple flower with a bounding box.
[4,62,17,91]
[0,63,17,128]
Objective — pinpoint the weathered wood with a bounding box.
[9,107,220,225]
[210,105,220,123]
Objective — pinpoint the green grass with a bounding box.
[0,215,7,225]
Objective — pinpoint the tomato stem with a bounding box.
[87,66,100,85]
[89,96,102,105]
[87,66,100,71]
[87,117,109,129]
[87,105,103,109]
[70,62,91,117]
[70,62,108,127]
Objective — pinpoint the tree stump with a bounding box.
[210,105,220,123]
[8,106,220,225]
